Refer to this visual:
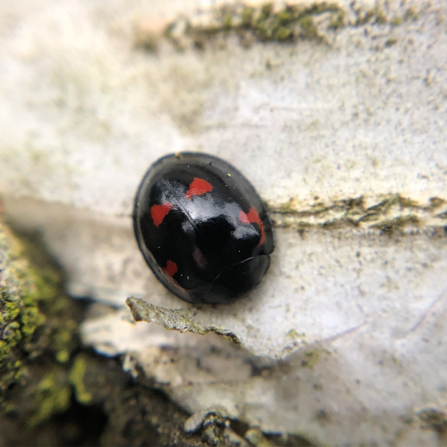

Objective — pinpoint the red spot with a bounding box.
[239,207,265,246]
[239,210,250,224]
[151,202,173,227]
[185,177,213,199]
[163,259,178,278]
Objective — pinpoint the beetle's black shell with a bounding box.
[133,152,275,305]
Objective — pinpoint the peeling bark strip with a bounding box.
[135,2,420,51]
[268,194,447,233]
[126,297,240,344]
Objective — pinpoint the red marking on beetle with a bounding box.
[239,207,265,246]
[185,177,213,199]
[238,210,250,224]
[151,202,173,227]
[163,259,178,277]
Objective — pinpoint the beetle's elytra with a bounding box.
[133,152,275,304]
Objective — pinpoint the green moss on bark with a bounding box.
[28,369,71,427]
[69,354,93,405]
[0,218,79,425]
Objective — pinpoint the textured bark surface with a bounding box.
[0,0,446,445]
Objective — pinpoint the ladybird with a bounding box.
[133,152,275,305]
